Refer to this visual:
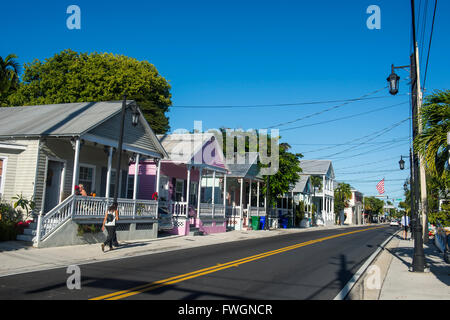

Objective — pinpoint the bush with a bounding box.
[77,224,102,236]
[0,203,31,241]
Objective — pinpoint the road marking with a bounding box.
[90,226,386,300]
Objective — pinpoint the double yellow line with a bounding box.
[90,226,385,300]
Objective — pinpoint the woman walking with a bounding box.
[101,203,119,252]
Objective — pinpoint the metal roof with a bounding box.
[291,175,311,193]
[226,152,263,180]
[157,133,217,162]
[299,160,334,177]
[0,101,124,138]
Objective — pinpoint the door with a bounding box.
[43,160,64,213]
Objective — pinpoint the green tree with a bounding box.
[263,143,303,207]
[364,196,384,222]
[0,54,20,106]
[334,182,352,225]
[7,49,172,133]
[414,90,450,190]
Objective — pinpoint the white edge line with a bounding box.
[333,228,399,300]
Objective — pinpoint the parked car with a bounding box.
[390,220,400,227]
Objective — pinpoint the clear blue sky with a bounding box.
[2,0,449,205]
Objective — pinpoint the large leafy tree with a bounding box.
[0,54,20,106]
[7,49,172,133]
[263,143,303,206]
[364,196,384,222]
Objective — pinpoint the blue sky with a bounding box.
[2,0,449,205]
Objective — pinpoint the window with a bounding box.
[127,175,135,199]
[175,179,184,202]
[190,182,198,206]
[79,165,95,194]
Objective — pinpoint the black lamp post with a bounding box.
[387,65,401,95]
[113,95,140,205]
[399,156,405,170]
[387,1,427,272]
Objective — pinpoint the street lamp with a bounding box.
[399,156,405,170]
[113,95,140,205]
[387,65,401,95]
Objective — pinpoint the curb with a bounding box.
[333,228,399,300]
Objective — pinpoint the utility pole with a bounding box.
[409,0,427,271]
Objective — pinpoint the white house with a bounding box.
[344,188,364,225]
[299,160,335,226]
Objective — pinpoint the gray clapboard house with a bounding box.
[0,101,167,247]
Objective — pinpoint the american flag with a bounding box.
[376,178,385,194]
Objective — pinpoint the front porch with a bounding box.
[34,195,158,248]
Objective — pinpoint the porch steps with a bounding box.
[16,223,37,244]
[189,226,203,236]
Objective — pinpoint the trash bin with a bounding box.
[259,216,266,230]
[281,217,288,229]
[251,216,260,230]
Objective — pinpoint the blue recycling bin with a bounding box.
[259,216,266,230]
[281,217,288,229]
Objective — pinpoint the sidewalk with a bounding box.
[348,229,450,300]
[0,225,347,278]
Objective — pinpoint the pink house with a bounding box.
[129,133,229,235]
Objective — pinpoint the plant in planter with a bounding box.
[77,224,102,236]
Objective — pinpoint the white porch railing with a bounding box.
[249,207,266,217]
[36,196,158,244]
[159,201,188,216]
[198,203,226,218]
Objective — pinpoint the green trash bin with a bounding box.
[251,216,260,230]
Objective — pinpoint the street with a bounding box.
[0,225,395,300]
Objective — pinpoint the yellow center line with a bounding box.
[90,226,386,300]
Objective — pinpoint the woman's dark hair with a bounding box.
[108,203,118,212]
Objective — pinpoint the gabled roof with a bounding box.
[226,152,263,180]
[157,133,227,171]
[291,175,311,193]
[0,101,168,158]
[299,160,335,178]
[0,101,123,137]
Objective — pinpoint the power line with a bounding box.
[318,118,410,159]
[299,137,409,154]
[169,89,397,109]
[279,101,408,132]
[267,86,392,129]
[423,0,437,90]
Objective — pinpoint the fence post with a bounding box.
[35,210,43,247]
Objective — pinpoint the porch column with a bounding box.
[133,154,140,200]
[322,175,326,221]
[248,179,252,211]
[256,181,260,216]
[186,165,191,217]
[223,173,227,217]
[212,170,216,218]
[239,178,244,222]
[155,159,161,197]
[197,168,203,217]
[71,137,81,195]
[292,191,295,226]
[155,158,161,217]
[105,146,113,198]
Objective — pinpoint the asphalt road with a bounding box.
[0,225,395,300]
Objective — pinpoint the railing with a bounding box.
[73,196,158,219]
[159,201,188,216]
[226,206,240,218]
[249,207,266,217]
[35,195,158,244]
[36,194,76,243]
[198,203,226,218]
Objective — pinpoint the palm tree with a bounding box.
[414,90,450,186]
[0,54,20,106]
[334,183,352,225]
